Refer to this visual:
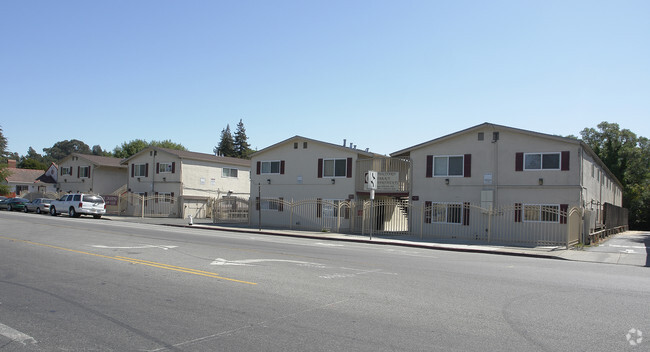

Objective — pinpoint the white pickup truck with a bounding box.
[49,193,106,219]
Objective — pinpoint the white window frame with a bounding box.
[523,152,561,171]
[430,202,463,224]
[158,162,172,173]
[433,155,464,177]
[222,168,238,178]
[134,163,147,177]
[323,158,347,178]
[261,161,281,174]
[61,167,72,176]
[79,166,90,178]
[523,204,560,223]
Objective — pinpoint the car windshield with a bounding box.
[16,198,28,202]
[83,195,104,203]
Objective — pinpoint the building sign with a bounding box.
[102,195,118,206]
[377,172,399,191]
[483,173,493,185]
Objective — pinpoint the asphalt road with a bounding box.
[1,211,649,351]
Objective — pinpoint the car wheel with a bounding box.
[24,206,28,213]
[36,207,41,214]
[7,205,12,211]
[69,207,77,218]
[50,206,57,216]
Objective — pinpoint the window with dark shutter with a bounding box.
[256,161,261,175]
[172,162,176,173]
[280,160,285,175]
[317,159,323,178]
[464,154,471,178]
[145,163,149,177]
[515,153,524,171]
[131,164,135,177]
[561,151,570,171]
[156,163,160,174]
[426,156,433,178]
[346,158,353,178]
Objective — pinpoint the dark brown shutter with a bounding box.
[145,163,149,177]
[280,160,285,175]
[156,162,159,174]
[561,151,570,171]
[77,166,80,178]
[131,164,135,177]
[346,157,353,178]
[155,192,159,203]
[144,192,148,206]
[425,201,432,223]
[344,202,350,219]
[463,202,470,226]
[514,203,522,222]
[88,167,91,178]
[464,154,471,178]
[515,152,524,171]
[426,155,433,178]
[256,161,261,175]
[316,198,322,218]
[317,158,323,178]
[278,197,284,212]
[171,162,176,173]
[560,204,568,224]
[170,192,174,204]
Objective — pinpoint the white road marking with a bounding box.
[0,322,37,345]
[621,249,637,254]
[315,242,343,247]
[210,258,326,267]
[606,244,648,249]
[91,245,178,250]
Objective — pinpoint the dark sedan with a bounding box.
[0,198,29,211]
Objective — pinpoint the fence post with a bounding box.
[289,202,293,230]
[141,195,144,219]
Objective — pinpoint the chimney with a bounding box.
[343,139,347,147]
[7,160,17,168]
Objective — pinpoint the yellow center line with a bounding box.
[0,236,257,285]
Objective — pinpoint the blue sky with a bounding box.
[2,0,649,157]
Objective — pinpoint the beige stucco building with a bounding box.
[122,147,251,218]
[56,153,127,195]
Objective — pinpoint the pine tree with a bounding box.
[233,119,253,159]
[215,125,236,157]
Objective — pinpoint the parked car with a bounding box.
[24,198,54,214]
[50,193,106,219]
[0,197,29,211]
[0,198,9,209]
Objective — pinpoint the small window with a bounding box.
[524,153,560,170]
[478,132,484,141]
[134,164,147,177]
[61,167,72,176]
[158,163,172,173]
[434,156,464,176]
[261,161,281,174]
[222,168,238,178]
[323,158,347,177]
[294,142,298,149]
[303,142,308,149]
[261,198,281,211]
[322,199,343,218]
[524,204,559,222]
[79,166,90,178]
[430,203,462,224]
[492,132,499,141]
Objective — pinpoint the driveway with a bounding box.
[586,231,650,267]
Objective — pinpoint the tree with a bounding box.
[215,125,236,157]
[233,119,254,159]
[92,145,112,157]
[112,139,187,159]
[0,126,11,195]
[580,122,650,230]
[18,147,49,170]
[43,139,91,161]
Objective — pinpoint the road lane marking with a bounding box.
[0,322,37,345]
[0,236,256,285]
[92,245,178,250]
[210,258,326,268]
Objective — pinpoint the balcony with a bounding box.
[355,157,411,195]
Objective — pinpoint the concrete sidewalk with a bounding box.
[103,215,648,267]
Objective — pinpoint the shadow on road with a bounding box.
[628,233,650,267]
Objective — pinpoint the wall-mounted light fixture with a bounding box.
[445,178,450,185]
[137,177,141,182]
[267,179,271,185]
[538,178,544,185]
[331,179,336,184]
[162,177,166,182]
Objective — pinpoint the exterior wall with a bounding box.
[57,156,126,194]
[580,151,623,227]
[126,150,182,198]
[250,138,361,228]
[4,181,57,196]
[408,128,583,209]
[181,159,250,198]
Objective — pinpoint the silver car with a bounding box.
[24,198,53,214]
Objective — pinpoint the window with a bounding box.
[323,159,347,177]
[158,192,172,203]
[322,199,343,218]
[79,166,90,178]
[524,204,559,222]
[434,156,463,176]
[524,153,560,170]
[158,163,172,173]
[261,161,281,174]
[16,185,29,194]
[294,142,298,149]
[134,164,147,177]
[478,132,484,141]
[61,167,72,176]
[303,142,308,149]
[261,198,280,211]
[222,168,238,178]
[430,203,462,224]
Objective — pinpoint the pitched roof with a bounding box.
[122,147,251,168]
[252,135,378,157]
[62,153,126,168]
[5,168,54,184]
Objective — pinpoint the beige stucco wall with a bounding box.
[250,138,359,202]
[181,159,251,198]
[58,157,126,194]
[126,150,182,196]
[408,128,584,208]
